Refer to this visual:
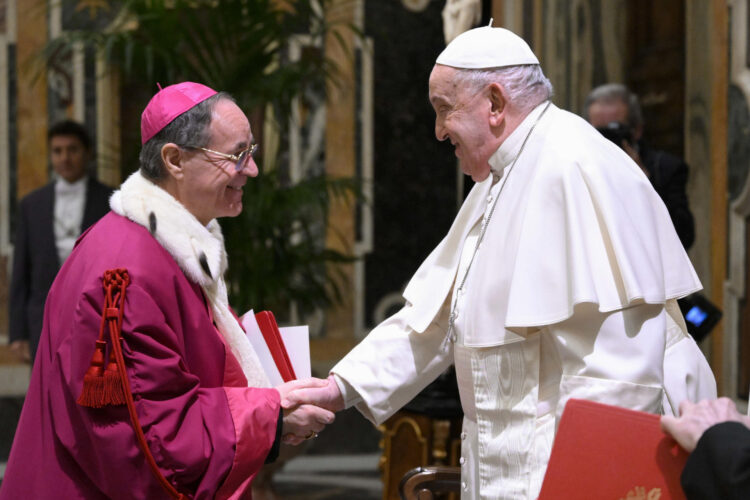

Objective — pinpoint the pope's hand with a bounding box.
[661,397,750,452]
[281,374,345,413]
[276,378,336,445]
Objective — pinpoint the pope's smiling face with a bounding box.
[429,64,497,182]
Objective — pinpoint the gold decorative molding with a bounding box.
[431,419,451,464]
[379,416,429,493]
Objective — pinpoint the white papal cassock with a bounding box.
[331,102,715,499]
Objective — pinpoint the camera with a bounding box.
[596,121,634,149]
[678,293,722,343]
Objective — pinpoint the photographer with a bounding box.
[584,83,695,250]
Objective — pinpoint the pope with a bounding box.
[283,25,716,499]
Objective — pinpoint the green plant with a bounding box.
[44,0,362,321]
[223,167,359,316]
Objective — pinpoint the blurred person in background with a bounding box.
[585,83,695,250]
[9,120,112,362]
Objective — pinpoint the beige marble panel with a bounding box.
[685,0,728,382]
[324,0,356,342]
[16,0,48,198]
[96,60,121,187]
[685,1,716,298]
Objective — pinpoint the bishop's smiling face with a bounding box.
[179,99,258,225]
[429,64,497,182]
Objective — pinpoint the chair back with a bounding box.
[398,466,461,500]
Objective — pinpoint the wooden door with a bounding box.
[625,0,686,157]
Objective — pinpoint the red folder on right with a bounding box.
[538,399,688,500]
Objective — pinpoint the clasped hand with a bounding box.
[275,375,344,445]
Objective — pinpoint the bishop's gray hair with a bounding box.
[452,64,554,114]
[583,83,643,129]
[139,92,234,181]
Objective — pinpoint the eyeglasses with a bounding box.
[193,143,258,172]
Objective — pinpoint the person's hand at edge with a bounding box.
[661,397,750,452]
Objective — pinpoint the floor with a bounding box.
[265,408,384,499]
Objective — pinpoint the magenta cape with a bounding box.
[1,212,279,499]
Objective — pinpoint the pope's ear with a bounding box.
[161,143,184,179]
[488,82,508,126]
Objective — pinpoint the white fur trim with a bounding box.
[111,171,270,388]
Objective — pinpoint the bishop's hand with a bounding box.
[276,377,336,445]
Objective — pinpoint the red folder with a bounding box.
[255,311,297,382]
[538,399,688,500]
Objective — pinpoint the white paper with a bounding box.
[279,325,311,379]
[240,310,311,385]
[241,309,284,387]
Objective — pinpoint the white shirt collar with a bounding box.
[55,175,88,195]
[489,101,550,177]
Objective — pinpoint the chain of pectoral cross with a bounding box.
[442,101,552,350]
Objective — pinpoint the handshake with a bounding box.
[275,374,346,445]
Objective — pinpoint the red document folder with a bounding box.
[255,310,297,382]
[538,399,688,500]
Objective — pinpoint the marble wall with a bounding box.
[0,1,739,392]
[361,0,461,329]
[0,0,118,342]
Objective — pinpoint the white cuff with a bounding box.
[331,373,363,408]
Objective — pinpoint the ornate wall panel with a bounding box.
[361,0,458,330]
[519,0,627,115]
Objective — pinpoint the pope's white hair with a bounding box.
[453,64,553,114]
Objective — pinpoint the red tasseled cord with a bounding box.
[77,270,130,408]
[76,269,188,500]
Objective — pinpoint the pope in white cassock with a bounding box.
[283,25,716,499]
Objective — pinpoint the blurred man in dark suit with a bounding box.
[585,83,695,250]
[9,120,112,362]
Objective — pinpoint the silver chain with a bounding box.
[443,101,552,349]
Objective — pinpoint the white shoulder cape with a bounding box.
[401,104,701,345]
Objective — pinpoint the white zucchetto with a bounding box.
[435,26,539,69]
